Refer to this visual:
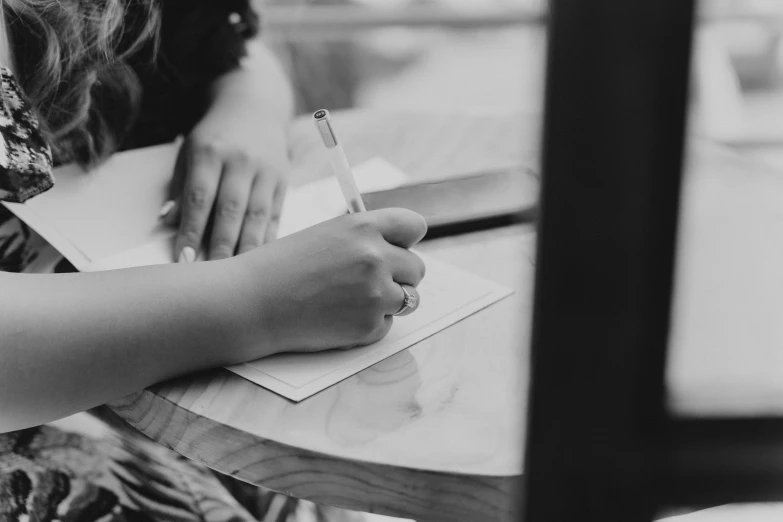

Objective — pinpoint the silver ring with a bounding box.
[393,284,420,316]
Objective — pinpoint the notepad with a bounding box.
[2,143,513,401]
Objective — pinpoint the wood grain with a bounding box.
[109,111,537,521]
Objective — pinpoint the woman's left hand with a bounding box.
[165,100,290,263]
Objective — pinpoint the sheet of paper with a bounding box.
[277,156,410,238]
[2,143,180,271]
[2,143,410,271]
[227,254,512,401]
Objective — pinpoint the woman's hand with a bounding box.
[233,208,428,358]
[167,102,290,263]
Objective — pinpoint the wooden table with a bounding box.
[108,110,783,521]
[109,110,536,522]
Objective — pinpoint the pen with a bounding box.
[313,109,366,214]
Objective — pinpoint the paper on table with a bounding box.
[227,254,512,401]
[2,143,411,271]
[277,156,410,238]
[87,157,410,271]
[2,143,180,271]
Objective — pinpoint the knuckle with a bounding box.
[378,317,393,338]
[245,206,269,222]
[355,313,382,338]
[192,137,219,157]
[351,215,379,237]
[210,240,235,258]
[228,149,252,167]
[364,286,386,310]
[186,186,210,210]
[363,317,392,344]
[179,226,202,244]
[356,248,384,274]
[216,199,244,220]
[192,136,254,167]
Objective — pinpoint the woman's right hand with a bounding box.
[232,207,427,358]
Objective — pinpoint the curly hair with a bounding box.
[2,0,161,166]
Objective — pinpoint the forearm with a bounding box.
[208,39,295,128]
[0,259,255,432]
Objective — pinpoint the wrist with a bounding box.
[208,44,294,125]
[218,255,280,364]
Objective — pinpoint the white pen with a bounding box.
[313,109,366,214]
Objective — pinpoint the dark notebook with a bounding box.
[362,167,539,238]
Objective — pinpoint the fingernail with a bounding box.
[178,246,196,263]
[159,200,176,220]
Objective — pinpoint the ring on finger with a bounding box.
[393,283,420,316]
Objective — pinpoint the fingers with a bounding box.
[161,139,187,227]
[383,246,426,287]
[344,316,394,349]
[363,208,428,249]
[264,182,287,245]
[375,247,424,317]
[208,163,254,260]
[364,316,394,346]
[169,139,189,199]
[237,176,275,255]
[175,148,221,263]
[362,248,424,317]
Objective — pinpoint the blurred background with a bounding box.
[258,0,783,169]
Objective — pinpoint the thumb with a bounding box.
[364,208,428,249]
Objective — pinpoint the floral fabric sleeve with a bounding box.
[0,66,56,272]
[0,66,53,203]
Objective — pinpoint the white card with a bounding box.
[227,254,512,401]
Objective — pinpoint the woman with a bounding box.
[0,0,426,520]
